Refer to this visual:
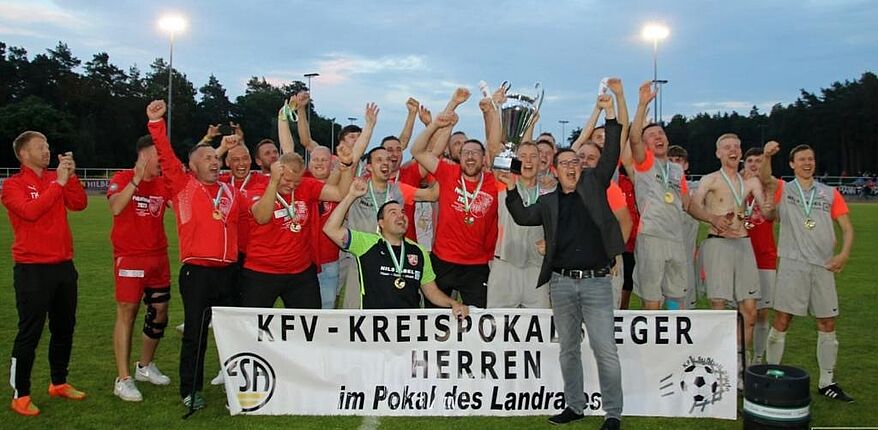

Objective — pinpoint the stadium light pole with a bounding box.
[158,14,187,140]
[330,117,336,153]
[559,120,569,146]
[304,72,319,122]
[642,23,669,124]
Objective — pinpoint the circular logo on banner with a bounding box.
[223,352,277,412]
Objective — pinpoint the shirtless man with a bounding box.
[689,133,771,365]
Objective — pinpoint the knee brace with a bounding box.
[143,287,170,339]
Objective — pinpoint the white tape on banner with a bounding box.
[212,308,737,419]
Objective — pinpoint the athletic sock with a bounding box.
[753,319,769,364]
[817,331,839,389]
[765,327,786,365]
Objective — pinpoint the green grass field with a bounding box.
[0,197,876,429]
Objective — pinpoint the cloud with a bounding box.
[313,53,427,85]
[0,1,89,29]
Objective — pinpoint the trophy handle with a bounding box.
[500,80,511,94]
[532,82,545,112]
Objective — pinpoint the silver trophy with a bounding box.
[492,81,544,171]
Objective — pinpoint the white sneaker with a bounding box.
[135,361,171,385]
[210,369,225,385]
[114,377,143,402]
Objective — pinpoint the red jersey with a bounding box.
[149,119,249,267]
[431,160,498,265]
[219,171,268,254]
[302,169,340,265]
[244,177,325,274]
[747,179,779,270]
[394,161,426,242]
[1,166,88,263]
[617,173,640,253]
[108,170,171,257]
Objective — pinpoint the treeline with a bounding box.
[1,41,876,175]
[0,41,333,168]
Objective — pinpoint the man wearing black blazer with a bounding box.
[501,81,627,429]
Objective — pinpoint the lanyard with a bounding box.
[793,179,816,218]
[459,173,484,214]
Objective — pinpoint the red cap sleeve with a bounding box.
[831,188,849,219]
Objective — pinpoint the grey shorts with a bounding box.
[774,257,838,318]
[701,236,760,303]
[487,258,550,308]
[757,269,776,310]
[633,234,688,302]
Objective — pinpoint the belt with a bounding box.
[553,267,610,279]
[707,234,749,239]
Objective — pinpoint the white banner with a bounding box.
[213,308,737,419]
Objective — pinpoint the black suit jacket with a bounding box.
[506,119,625,287]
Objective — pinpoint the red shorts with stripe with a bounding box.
[114,254,171,303]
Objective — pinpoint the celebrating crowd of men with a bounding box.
[2,78,856,428]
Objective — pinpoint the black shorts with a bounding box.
[428,253,488,308]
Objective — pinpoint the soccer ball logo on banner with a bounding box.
[659,356,731,413]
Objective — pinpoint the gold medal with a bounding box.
[744,220,755,230]
[212,209,223,220]
[663,192,674,204]
[289,223,302,233]
[804,218,816,230]
[394,277,406,289]
[736,211,745,220]
[464,215,475,225]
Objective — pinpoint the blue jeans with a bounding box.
[550,273,623,418]
[317,261,340,309]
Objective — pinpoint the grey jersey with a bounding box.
[347,182,408,233]
[495,185,547,268]
[777,180,844,267]
[633,151,687,242]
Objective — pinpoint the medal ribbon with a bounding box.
[793,179,816,219]
[384,239,406,279]
[719,169,745,209]
[232,172,251,191]
[275,190,299,223]
[658,160,671,190]
[368,180,393,216]
[517,179,540,207]
[459,173,484,215]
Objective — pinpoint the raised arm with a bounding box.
[593,94,619,187]
[349,103,379,172]
[608,78,630,148]
[761,140,780,195]
[323,177,369,248]
[251,161,283,225]
[294,92,320,153]
[411,111,457,174]
[277,97,296,154]
[481,86,505,161]
[146,100,188,193]
[398,98,419,149]
[108,158,153,216]
[571,104,601,152]
[318,163,354,202]
[630,81,656,165]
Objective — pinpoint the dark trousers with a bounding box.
[240,265,321,309]
[622,251,635,292]
[11,261,78,397]
[178,263,234,398]
[427,253,489,308]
